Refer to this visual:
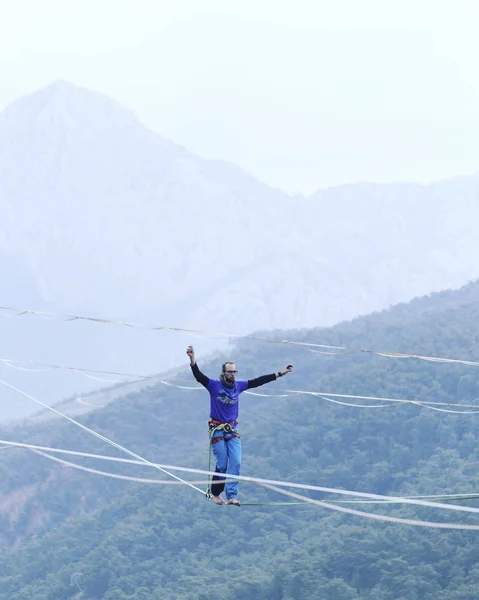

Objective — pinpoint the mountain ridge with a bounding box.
[1,80,479,417]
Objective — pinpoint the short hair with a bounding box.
[222,361,235,373]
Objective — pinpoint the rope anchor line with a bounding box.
[1,304,478,368]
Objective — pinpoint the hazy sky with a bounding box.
[1,0,478,193]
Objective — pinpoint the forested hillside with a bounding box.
[2,281,479,599]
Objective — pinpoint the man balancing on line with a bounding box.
[187,345,293,506]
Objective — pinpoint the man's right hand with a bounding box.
[186,345,196,365]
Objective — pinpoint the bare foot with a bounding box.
[227,498,241,506]
[212,495,225,505]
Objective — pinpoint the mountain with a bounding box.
[2,281,479,598]
[1,80,479,419]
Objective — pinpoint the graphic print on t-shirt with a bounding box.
[217,392,237,405]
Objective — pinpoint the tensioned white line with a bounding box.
[161,382,479,411]
[303,390,479,410]
[21,448,479,529]
[0,358,156,381]
[21,445,479,505]
[2,357,479,410]
[28,448,216,486]
[315,395,404,409]
[409,401,479,414]
[260,484,479,531]
[10,444,477,501]
[315,395,479,414]
[0,379,204,495]
[2,439,479,516]
[13,446,479,529]
[0,305,344,350]
[14,443,479,530]
[1,303,479,368]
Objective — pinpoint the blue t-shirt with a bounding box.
[207,378,249,423]
[190,362,277,423]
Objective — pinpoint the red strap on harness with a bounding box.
[209,418,237,427]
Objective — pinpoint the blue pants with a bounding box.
[210,429,241,499]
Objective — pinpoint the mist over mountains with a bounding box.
[0,80,478,418]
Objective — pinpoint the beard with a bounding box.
[220,374,235,388]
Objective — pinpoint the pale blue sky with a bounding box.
[1,0,478,193]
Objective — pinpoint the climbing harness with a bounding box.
[205,419,240,499]
[208,419,240,443]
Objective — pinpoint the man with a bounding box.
[187,345,293,506]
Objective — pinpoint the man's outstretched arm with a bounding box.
[247,364,293,389]
[187,345,210,388]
